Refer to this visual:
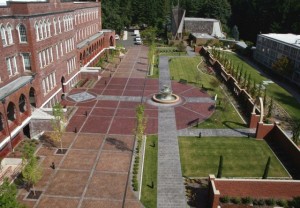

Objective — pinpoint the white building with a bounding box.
[254,33,300,85]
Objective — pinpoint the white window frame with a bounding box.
[6,24,13,45]
[0,26,7,46]
[6,58,12,76]
[18,24,27,43]
[21,53,31,71]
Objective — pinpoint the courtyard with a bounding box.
[15,45,295,208]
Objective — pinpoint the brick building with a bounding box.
[0,0,115,156]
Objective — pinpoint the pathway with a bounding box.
[157,56,186,207]
[177,128,256,137]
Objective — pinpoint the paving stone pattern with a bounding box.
[157,56,186,208]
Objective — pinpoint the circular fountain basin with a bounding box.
[152,93,180,104]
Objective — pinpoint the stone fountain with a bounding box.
[152,85,180,104]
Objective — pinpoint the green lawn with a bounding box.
[169,56,246,129]
[179,137,290,178]
[224,52,300,120]
[141,135,158,208]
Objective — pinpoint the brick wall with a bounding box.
[208,177,300,208]
[265,125,300,179]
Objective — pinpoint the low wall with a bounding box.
[208,176,300,208]
[265,125,300,179]
[200,47,255,121]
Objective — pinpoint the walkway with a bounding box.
[177,128,256,137]
[157,56,186,207]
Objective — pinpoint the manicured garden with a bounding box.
[179,137,290,178]
[223,52,300,120]
[141,135,158,208]
[169,56,246,129]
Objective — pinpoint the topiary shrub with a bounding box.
[258,199,265,206]
[265,198,276,206]
[241,197,253,204]
[230,197,241,204]
[276,199,287,207]
[219,196,230,203]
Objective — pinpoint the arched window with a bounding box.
[18,24,27,42]
[19,94,27,113]
[39,20,43,39]
[6,24,13,44]
[0,25,7,46]
[35,22,39,41]
[63,16,66,31]
[53,18,57,35]
[43,20,47,38]
[58,17,62,33]
[47,19,51,37]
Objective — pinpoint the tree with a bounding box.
[231,25,239,41]
[217,155,223,178]
[257,82,263,97]
[22,156,42,196]
[177,41,186,52]
[272,56,293,76]
[266,97,274,118]
[0,178,25,208]
[22,142,35,160]
[51,103,66,151]
[135,104,147,141]
[263,89,267,108]
[141,26,157,44]
[291,120,300,145]
[262,156,271,179]
[201,0,232,25]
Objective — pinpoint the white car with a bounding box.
[115,34,120,40]
[135,37,142,45]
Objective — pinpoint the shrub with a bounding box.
[230,197,241,204]
[220,196,230,203]
[258,199,265,206]
[265,198,276,206]
[276,199,287,207]
[241,197,253,204]
[253,199,259,205]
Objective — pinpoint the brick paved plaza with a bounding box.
[17,46,215,208]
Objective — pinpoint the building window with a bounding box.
[39,21,43,40]
[22,53,31,71]
[53,18,57,35]
[58,18,62,33]
[43,20,47,38]
[35,22,39,41]
[0,26,7,46]
[6,56,18,76]
[6,24,13,44]
[47,19,51,37]
[6,58,12,76]
[18,24,27,43]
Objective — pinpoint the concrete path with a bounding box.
[157,56,186,207]
[186,46,196,57]
[177,128,256,137]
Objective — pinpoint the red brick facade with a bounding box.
[0,0,114,155]
[208,176,300,208]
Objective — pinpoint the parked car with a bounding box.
[135,37,142,45]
